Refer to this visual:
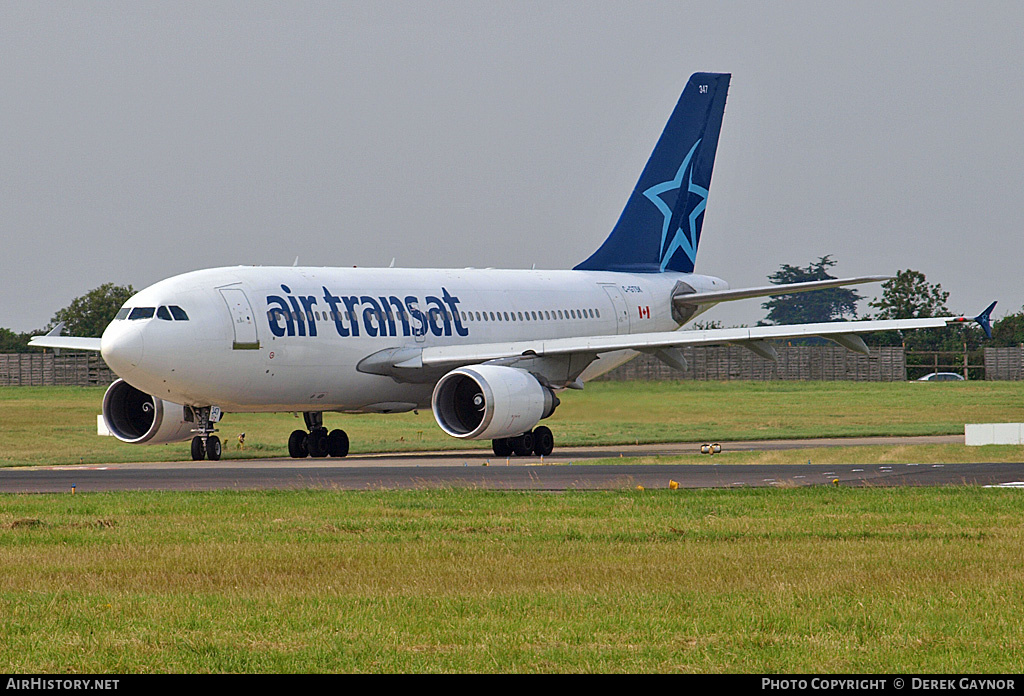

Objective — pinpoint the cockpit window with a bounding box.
[117,305,187,321]
[128,307,155,320]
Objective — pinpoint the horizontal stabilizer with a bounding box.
[673,276,891,307]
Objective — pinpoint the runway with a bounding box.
[3,434,1024,493]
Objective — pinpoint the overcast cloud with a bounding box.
[2,1,1021,332]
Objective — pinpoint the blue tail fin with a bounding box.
[974,301,997,339]
[575,73,730,273]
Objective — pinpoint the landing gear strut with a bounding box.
[288,411,349,459]
[189,406,221,462]
[492,425,554,457]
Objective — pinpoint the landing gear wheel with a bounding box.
[511,431,534,457]
[327,429,349,458]
[307,427,330,458]
[191,436,206,461]
[532,426,554,456]
[492,437,513,457]
[206,435,222,461]
[288,429,308,459]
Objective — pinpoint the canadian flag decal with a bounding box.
[638,306,651,319]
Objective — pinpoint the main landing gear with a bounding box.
[288,411,349,459]
[189,406,222,462]
[492,425,554,457]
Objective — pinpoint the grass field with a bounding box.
[2,380,1024,467]
[2,487,1024,673]
[591,443,1024,468]
[3,381,1024,673]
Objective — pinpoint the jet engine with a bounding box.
[431,365,558,440]
[101,378,196,444]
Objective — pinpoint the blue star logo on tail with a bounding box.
[642,140,707,272]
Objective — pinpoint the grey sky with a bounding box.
[2,1,1021,332]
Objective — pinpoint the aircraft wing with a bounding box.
[28,323,102,352]
[28,336,102,351]
[388,312,990,372]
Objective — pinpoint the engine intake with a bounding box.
[432,365,558,440]
[102,379,195,444]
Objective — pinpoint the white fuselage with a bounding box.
[100,266,725,413]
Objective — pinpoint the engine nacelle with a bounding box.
[101,379,196,445]
[432,365,558,440]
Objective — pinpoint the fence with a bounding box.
[984,346,1024,380]
[597,346,907,381]
[3,346,1022,386]
[0,353,116,387]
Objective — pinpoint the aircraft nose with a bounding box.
[101,324,145,376]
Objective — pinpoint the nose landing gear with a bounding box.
[287,412,349,459]
[189,406,222,461]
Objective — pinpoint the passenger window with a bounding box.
[156,306,173,320]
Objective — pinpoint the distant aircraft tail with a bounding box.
[575,72,730,274]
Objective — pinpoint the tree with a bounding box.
[0,328,32,353]
[867,269,949,320]
[761,255,862,325]
[48,283,135,338]
[864,269,960,350]
[865,268,985,379]
[991,307,1024,347]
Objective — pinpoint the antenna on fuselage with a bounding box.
[292,256,299,267]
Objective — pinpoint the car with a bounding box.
[916,372,965,382]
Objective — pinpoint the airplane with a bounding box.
[30,72,996,462]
